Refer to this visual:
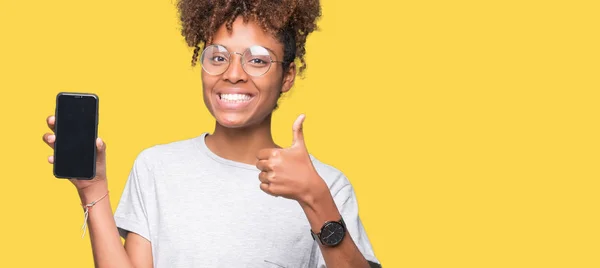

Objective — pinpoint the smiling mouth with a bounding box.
[218,93,254,103]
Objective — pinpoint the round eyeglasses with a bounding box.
[200,44,286,77]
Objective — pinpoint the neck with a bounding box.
[205,114,280,166]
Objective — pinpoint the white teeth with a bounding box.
[220,93,252,102]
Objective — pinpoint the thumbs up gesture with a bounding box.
[256,114,328,203]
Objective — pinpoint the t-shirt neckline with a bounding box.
[195,132,260,171]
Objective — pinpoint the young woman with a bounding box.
[42,0,380,267]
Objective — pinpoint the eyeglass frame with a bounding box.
[200,44,289,77]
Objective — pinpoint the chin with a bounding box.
[215,113,253,128]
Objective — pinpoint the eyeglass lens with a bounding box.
[201,45,274,76]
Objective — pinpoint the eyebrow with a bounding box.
[209,43,279,56]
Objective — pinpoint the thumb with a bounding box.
[95,137,108,178]
[292,114,306,147]
[96,138,107,162]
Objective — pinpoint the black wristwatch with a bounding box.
[311,217,346,247]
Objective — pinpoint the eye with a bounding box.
[211,55,228,62]
[248,58,268,65]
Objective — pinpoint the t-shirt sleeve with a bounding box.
[114,153,152,242]
[315,182,381,267]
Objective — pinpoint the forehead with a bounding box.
[210,17,283,55]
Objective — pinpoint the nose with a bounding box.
[222,52,248,84]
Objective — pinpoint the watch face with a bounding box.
[320,221,345,246]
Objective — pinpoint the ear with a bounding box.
[281,62,296,93]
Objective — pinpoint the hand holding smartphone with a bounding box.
[52,92,100,180]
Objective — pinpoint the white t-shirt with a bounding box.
[114,132,380,267]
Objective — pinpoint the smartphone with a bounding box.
[53,92,99,180]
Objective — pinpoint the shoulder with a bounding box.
[133,134,204,168]
[309,154,353,196]
[140,136,198,156]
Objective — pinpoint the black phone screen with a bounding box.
[54,93,98,179]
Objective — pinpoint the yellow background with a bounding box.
[0,0,599,267]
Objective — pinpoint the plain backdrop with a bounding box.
[0,0,599,267]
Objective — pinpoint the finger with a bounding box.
[260,182,270,193]
[256,148,279,160]
[260,182,282,197]
[258,171,270,184]
[258,170,276,183]
[259,182,278,197]
[96,137,106,161]
[47,115,55,131]
[256,160,272,171]
[43,133,55,149]
[48,155,54,164]
[291,114,306,147]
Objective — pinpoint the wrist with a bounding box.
[298,175,329,209]
[77,181,109,204]
[299,188,328,212]
[299,183,341,233]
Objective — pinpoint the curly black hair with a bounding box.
[176,0,321,75]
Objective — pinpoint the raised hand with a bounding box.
[255,114,328,204]
[42,115,108,191]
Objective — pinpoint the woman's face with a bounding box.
[201,17,295,128]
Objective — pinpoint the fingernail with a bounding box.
[49,135,55,142]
